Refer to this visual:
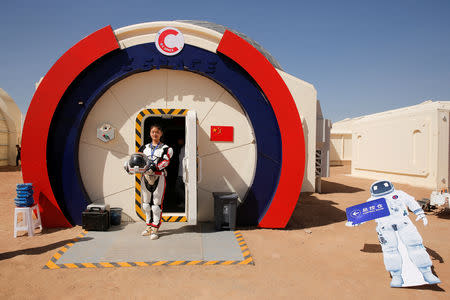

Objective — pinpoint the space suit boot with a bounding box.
[150,227,159,240]
[390,270,403,288]
[419,267,441,284]
[141,226,152,236]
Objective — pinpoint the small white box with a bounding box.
[87,203,110,212]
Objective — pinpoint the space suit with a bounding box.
[125,142,173,239]
[367,180,440,287]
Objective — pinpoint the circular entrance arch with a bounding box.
[21,23,305,228]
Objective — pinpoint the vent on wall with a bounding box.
[315,150,322,177]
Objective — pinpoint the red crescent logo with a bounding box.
[158,29,179,53]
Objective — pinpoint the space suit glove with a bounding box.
[345,221,360,227]
[149,164,158,172]
[142,161,151,172]
[415,213,428,226]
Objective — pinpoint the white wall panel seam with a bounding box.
[198,186,214,193]
[91,186,135,203]
[107,89,135,127]
[198,89,226,125]
[79,140,130,156]
[198,142,255,158]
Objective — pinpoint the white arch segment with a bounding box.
[109,70,167,118]
[79,69,257,221]
[166,69,224,121]
[80,90,134,155]
[197,90,255,156]
[114,21,223,53]
[78,143,134,202]
[197,144,257,220]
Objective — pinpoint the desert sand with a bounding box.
[0,165,448,299]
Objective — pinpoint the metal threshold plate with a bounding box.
[44,222,253,269]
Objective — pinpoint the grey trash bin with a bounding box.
[213,192,238,231]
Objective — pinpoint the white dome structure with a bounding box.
[0,88,22,166]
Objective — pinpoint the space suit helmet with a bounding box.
[370,180,394,197]
[129,153,148,169]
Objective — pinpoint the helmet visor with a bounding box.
[371,181,393,196]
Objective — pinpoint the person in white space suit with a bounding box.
[124,124,173,240]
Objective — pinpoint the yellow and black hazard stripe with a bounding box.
[162,216,187,222]
[135,108,187,152]
[43,230,254,269]
[135,108,188,221]
[234,231,254,265]
[43,230,88,269]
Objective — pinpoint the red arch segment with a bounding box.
[217,30,306,228]
[21,26,119,227]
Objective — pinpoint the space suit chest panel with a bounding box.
[142,144,167,164]
[384,193,408,217]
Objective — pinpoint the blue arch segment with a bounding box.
[47,44,282,226]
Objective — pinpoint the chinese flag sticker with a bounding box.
[210,126,234,142]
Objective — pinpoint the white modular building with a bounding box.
[315,100,331,192]
[331,101,450,190]
[330,118,354,166]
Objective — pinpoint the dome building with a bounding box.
[0,88,22,166]
[22,20,324,228]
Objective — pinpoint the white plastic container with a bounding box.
[87,203,110,212]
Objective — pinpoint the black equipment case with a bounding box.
[82,206,110,231]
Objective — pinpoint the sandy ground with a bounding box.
[0,165,449,299]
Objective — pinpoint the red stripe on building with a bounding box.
[217,30,306,228]
[21,26,119,227]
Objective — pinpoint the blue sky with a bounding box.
[0,0,449,122]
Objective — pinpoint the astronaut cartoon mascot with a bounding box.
[347,180,440,287]
[124,124,173,240]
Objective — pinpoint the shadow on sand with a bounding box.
[435,208,450,220]
[286,179,365,229]
[0,166,21,172]
[286,192,347,229]
[405,284,445,292]
[360,243,445,291]
[360,243,444,263]
[0,237,92,261]
[320,179,365,194]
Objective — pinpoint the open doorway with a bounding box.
[143,116,185,213]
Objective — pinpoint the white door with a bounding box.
[184,110,197,224]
